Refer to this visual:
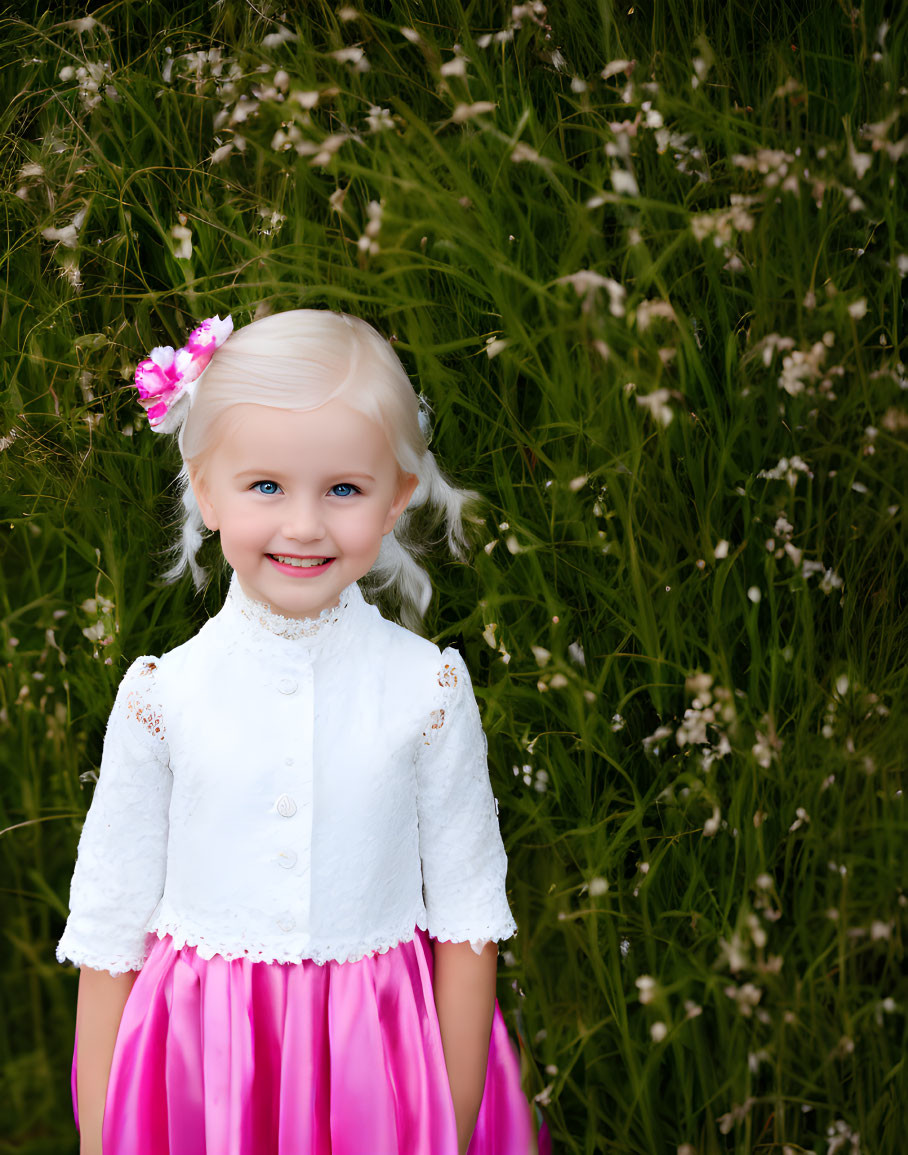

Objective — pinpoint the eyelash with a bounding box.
[249,481,362,498]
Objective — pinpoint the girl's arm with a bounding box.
[76,967,137,1155]
[433,938,498,1155]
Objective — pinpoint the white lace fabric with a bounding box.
[227,578,357,641]
[57,574,517,973]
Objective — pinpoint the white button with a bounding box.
[278,677,297,695]
[276,794,297,817]
[285,757,294,766]
[277,850,298,869]
[277,917,296,932]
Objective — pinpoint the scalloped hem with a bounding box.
[55,942,149,977]
[57,913,519,972]
[147,913,434,967]
[427,916,518,948]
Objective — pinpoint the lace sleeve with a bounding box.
[415,647,517,947]
[56,656,172,975]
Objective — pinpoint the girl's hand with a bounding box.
[432,939,498,1155]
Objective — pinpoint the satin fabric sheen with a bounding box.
[72,927,543,1154]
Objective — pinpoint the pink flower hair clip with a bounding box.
[134,314,233,433]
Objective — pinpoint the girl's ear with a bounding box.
[188,463,219,532]
[383,471,420,535]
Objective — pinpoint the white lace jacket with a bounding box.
[56,575,517,975]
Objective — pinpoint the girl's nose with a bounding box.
[282,496,325,542]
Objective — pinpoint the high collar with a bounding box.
[222,570,366,653]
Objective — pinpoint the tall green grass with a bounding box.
[1,2,905,1151]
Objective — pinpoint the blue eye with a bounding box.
[251,481,282,496]
[330,483,360,497]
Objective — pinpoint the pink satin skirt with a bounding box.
[72,927,543,1154]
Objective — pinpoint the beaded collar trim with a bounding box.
[225,572,361,642]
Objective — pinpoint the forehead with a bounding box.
[211,401,396,468]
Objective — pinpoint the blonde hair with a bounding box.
[163,309,483,631]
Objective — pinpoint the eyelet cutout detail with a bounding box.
[422,708,445,744]
[126,691,166,741]
[438,664,458,689]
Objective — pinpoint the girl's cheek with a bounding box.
[345,512,383,547]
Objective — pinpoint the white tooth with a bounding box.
[274,555,328,567]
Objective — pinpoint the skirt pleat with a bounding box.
[73,927,539,1155]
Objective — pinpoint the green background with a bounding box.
[1,2,905,1151]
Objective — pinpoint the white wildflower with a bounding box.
[650,1021,668,1042]
[753,332,797,366]
[332,46,369,71]
[171,223,192,260]
[788,807,810,833]
[642,723,672,754]
[533,1083,553,1106]
[439,56,468,77]
[210,142,235,164]
[718,932,748,972]
[66,16,102,33]
[849,146,873,180]
[310,132,350,166]
[757,455,814,486]
[635,388,674,426]
[290,90,321,109]
[818,567,844,595]
[365,106,393,132]
[773,77,801,98]
[452,101,497,122]
[691,203,755,244]
[556,270,625,317]
[589,876,608,897]
[42,206,87,249]
[602,59,634,79]
[262,25,297,48]
[847,298,868,319]
[676,707,710,748]
[725,982,762,1016]
[825,1118,861,1155]
[635,975,657,1003]
[611,168,639,196]
[511,142,544,164]
[635,299,677,331]
[717,1097,757,1133]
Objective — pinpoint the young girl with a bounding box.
[57,309,542,1155]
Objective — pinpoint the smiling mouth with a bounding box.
[269,555,334,568]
